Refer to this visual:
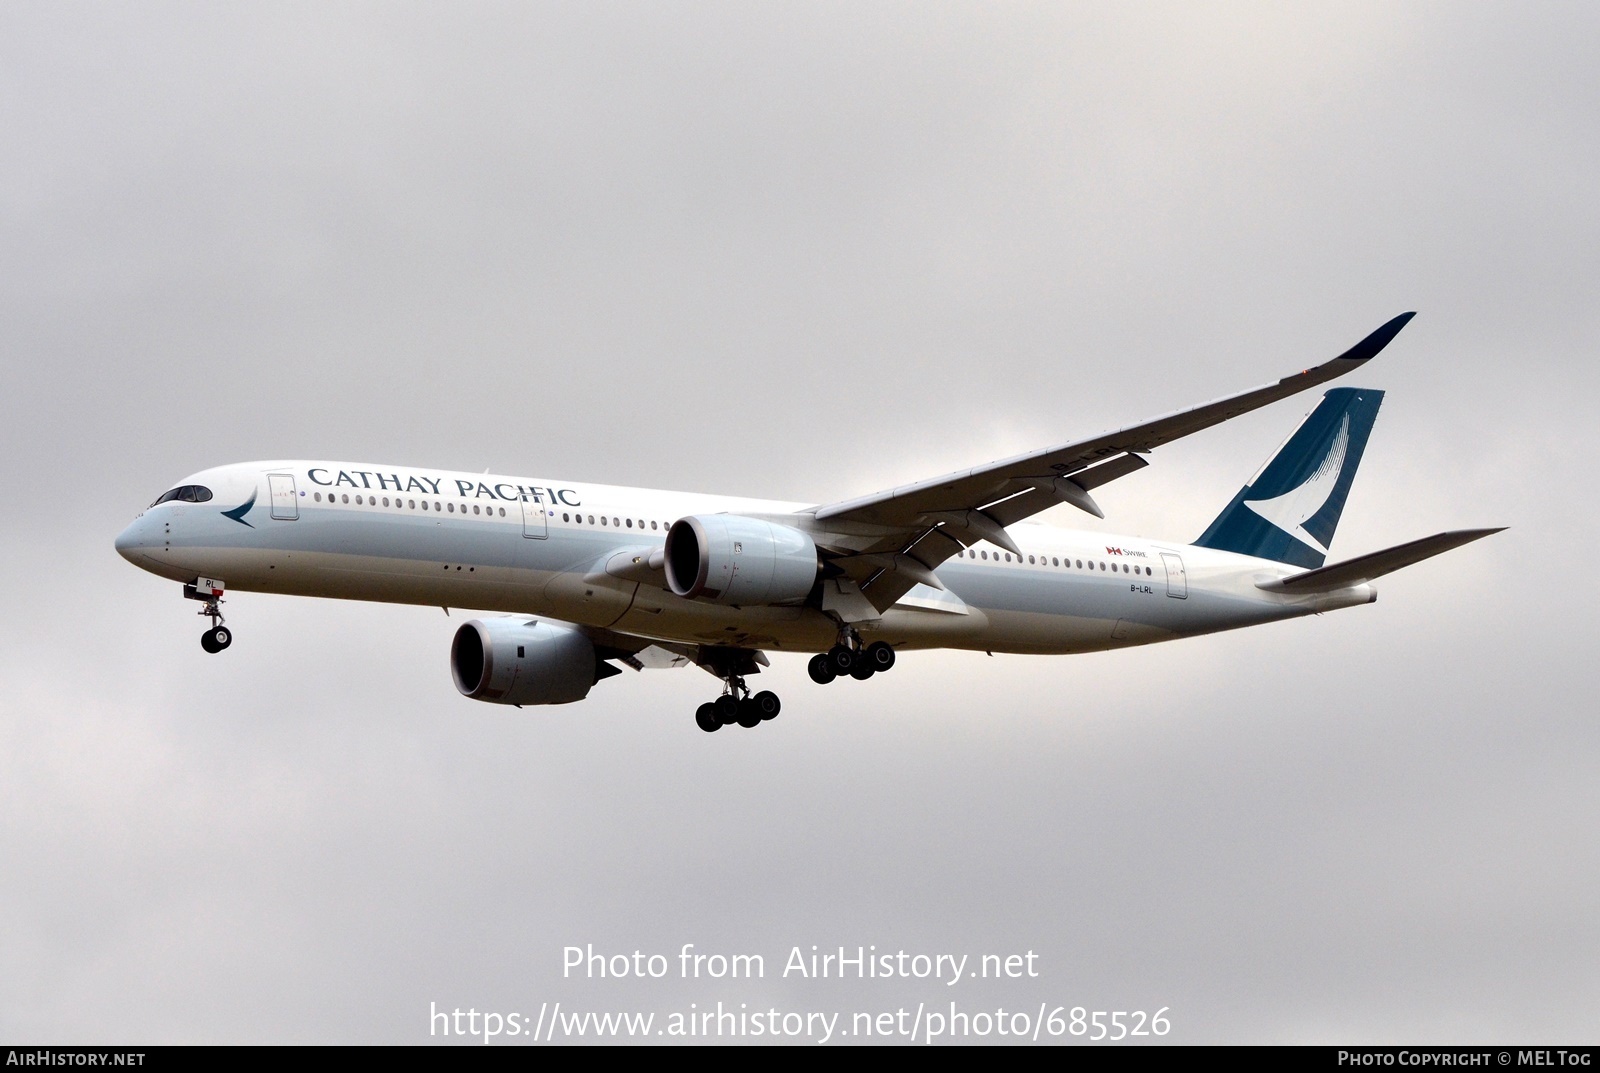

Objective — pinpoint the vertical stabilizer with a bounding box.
[1193,387,1384,568]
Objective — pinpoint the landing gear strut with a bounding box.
[809,630,895,686]
[185,579,232,654]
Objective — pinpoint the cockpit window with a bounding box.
[150,485,214,507]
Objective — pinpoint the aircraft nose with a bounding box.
[115,517,148,563]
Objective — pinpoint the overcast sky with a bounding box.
[2,1,1594,1045]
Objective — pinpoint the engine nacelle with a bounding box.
[664,514,819,606]
[450,617,599,706]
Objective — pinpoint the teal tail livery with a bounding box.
[1193,387,1383,569]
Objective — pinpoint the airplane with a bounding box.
[114,312,1500,733]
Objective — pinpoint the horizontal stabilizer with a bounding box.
[1256,528,1505,593]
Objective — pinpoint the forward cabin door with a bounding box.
[521,491,548,539]
[268,473,299,520]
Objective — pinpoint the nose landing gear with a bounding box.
[185,578,233,654]
[200,623,232,653]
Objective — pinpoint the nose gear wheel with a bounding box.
[187,585,233,654]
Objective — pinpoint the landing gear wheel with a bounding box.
[808,654,837,684]
[828,644,855,674]
[849,659,876,681]
[753,690,781,720]
[695,703,721,733]
[865,641,894,671]
[736,698,763,728]
[193,587,230,654]
[713,694,740,726]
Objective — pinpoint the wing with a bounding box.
[801,313,1417,614]
[583,623,772,682]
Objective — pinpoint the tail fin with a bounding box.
[1193,387,1384,568]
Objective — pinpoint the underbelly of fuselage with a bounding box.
[150,543,1212,657]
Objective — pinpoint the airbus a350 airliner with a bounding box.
[116,313,1498,732]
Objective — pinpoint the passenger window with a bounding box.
[422,501,428,510]
[601,516,607,526]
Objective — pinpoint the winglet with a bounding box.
[1328,311,1415,369]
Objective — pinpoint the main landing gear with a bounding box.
[807,635,896,685]
[185,579,233,654]
[693,648,781,733]
[694,678,782,733]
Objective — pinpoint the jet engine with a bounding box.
[664,515,819,606]
[450,617,604,706]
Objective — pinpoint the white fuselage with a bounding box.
[114,461,1376,657]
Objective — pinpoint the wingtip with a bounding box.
[1337,311,1417,365]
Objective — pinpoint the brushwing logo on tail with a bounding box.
[1241,414,1350,555]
